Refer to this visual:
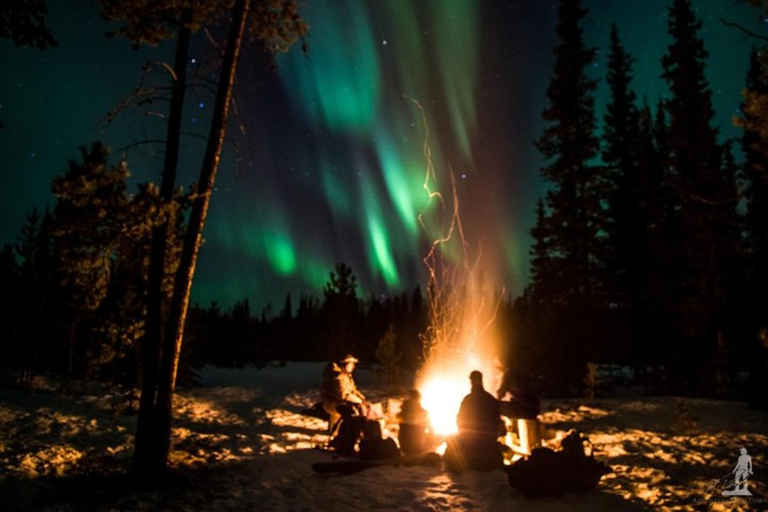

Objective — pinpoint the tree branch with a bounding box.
[719,18,768,42]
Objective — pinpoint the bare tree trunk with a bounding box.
[155,0,252,471]
[132,7,193,481]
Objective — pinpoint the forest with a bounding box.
[1,0,768,486]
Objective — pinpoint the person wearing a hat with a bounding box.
[320,354,367,455]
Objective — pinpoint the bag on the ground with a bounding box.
[358,437,400,461]
[329,416,363,455]
[506,430,611,497]
[560,429,588,457]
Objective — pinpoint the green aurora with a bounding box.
[0,0,758,310]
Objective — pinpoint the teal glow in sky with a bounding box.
[0,0,759,309]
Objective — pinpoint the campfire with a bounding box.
[418,375,464,435]
[413,357,538,462]
[414,357,510,455]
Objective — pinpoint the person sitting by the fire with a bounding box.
[457,370,505,442]
[496,365,540,420]
[445,370,505,471]
[397,389,440,455]
[321,354,367,455]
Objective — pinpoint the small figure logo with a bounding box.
[722,447,753,497]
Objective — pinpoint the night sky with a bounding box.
[0,0,758,310]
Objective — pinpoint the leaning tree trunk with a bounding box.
[132,7,193,481]
[155,0,252,471]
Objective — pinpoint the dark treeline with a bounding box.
[184,271,428,373]
[1,0,767,410]
[513,0,768,404]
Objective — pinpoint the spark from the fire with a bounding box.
[407,95,505,435]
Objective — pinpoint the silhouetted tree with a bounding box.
[0,244,21,376]
[601,24,664,367]
[603,23,640,309]
[529,0,606,393]
[51,142,131,387]
[294,293,321,360]
[375,325,402,391]
[735,42,768,408]
[631,102,676,374]
[661,0,744,391]
[10,207,56,385]
[739,47,768,341]
[0,0,56,49]
[93,181,187,400]
[321,263,361,361]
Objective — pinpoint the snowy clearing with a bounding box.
[0,363,766,511]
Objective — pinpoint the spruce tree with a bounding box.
[633,102,676,373]
[12,207,56,384]
[531,0,605,392]
[735,45,768,408]
[322,263,361,360]
[661,0,743,391]
[602,27,640,297]
[0,0,56,49]
[51,142,131,384]
[522,198,561,382]
[601,24,645,363]
[739,47,768,338]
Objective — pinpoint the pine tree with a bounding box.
[0,244,20,375]
[0,0,56,49]
[530,0,605,392]
[602,24,640,306]
[735,44,768,408]
[13,207,56,384]
[661,0,743,390]
[322,263,361,361]
[527,198,556,305]
[739,47,768,338]
[520,199,559,382]
[51,142,131,385]
[632,102,676,371]
[601,24,646,363]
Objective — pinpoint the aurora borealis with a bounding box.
[0,0,758,310]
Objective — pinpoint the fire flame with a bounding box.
[418,376,464,435]
[417,355,503,437]
[407,95,508,450]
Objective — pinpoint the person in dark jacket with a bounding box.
[496,366,540,420]
[397,389,440,455]
[445,370,505,471]
[457,370,505,441]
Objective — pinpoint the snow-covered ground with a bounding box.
[1,363,766,511]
